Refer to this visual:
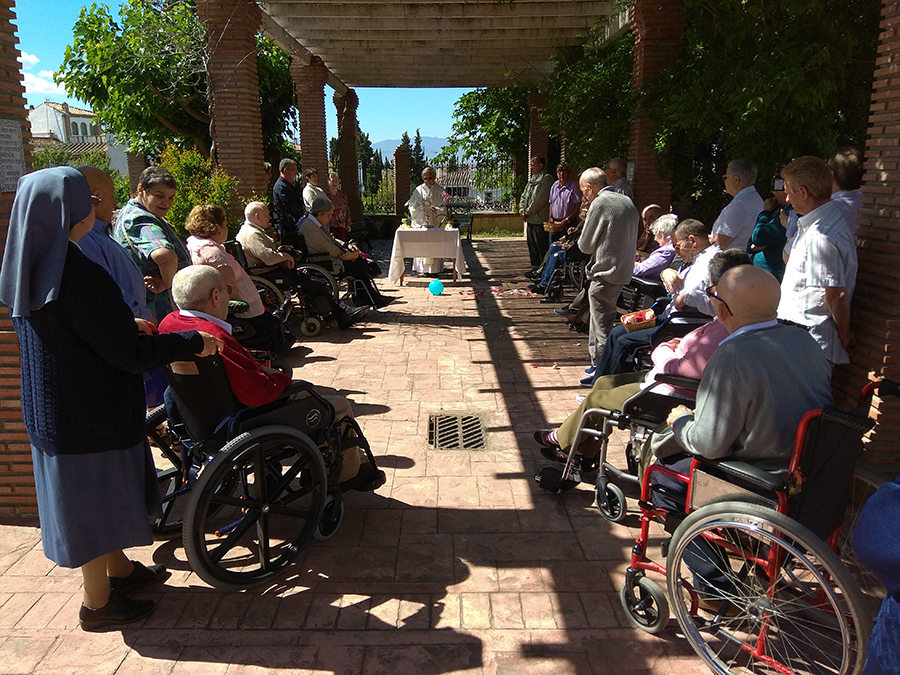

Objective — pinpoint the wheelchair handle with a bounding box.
[878,378,900,399]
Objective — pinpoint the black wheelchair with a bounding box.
[225,239,339,337]
[147,355,385,591]
[547,377,896,675]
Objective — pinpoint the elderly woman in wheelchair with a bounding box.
[544,265,878,674]
[153,266,385,591]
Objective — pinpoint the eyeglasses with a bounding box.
[90,195,102,205]
[705,285,733,315]
[673,241,692,251]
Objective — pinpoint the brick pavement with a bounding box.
[0,238,704,674]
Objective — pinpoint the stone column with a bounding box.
[291,56,329,178]
[835,0,900,477]
[196,0,266,202]
[125,151,147,196]
[0,0,35,514]
[393,145,411,217]
[627,0,686,210]
[527,94,549,163]
[334,88,363,225]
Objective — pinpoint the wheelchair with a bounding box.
[225,239,337,337]
[294,230,379,309]
[146,354,386,591]
[614,380,889,675]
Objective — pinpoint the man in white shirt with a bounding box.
[828,146,865,237]
[777,156,858,366]
[711,158,764,251]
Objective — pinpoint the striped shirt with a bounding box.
[777,200,857,364]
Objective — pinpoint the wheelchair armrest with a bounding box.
[696,457,788,493]
[653,374,701,391]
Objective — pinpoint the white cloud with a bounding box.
[22,71,66,97]
[38,70,55,79]
[18,52,39,70]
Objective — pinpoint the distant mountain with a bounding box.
[372,136,448,159]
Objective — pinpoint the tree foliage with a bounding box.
[540,32,634,170]
[58,0,297,165]
[157,143,239,237]
[436,87,529,168]
[411,128,427,183]
[643,0,880,221]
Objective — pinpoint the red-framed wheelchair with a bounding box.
[614,379,899,675]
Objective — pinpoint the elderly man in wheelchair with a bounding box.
[542,264,877,674]
[154,265,385,590]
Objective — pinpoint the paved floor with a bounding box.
[0,237,705,674]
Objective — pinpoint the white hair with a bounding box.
[579,167,604,186]
[172,265,225,311]
[728,158,758,186]
[650,213,679,237]
[606,157,627,176]
[244,201,268,220]
[310,195,334,216]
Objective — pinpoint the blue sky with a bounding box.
[13,0,470,144]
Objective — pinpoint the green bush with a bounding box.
[157,144,239,237]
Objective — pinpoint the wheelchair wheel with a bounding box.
[183,425,327,591]
[838,466,888,620]
[313,492,344,541]
[297,264,339,299]
[666,501,871,675]
[620,574,669,634]
[251,276,291,319]
[299,316,322,337]
[595,479,627,523]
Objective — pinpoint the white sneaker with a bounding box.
[575,395,586,404]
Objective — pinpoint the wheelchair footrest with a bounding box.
[340,463,385,493]
[534,466,579,493]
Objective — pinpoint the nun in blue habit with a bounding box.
[0,167,221,631]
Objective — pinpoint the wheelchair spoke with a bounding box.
[207,509,260,563]
[256,511,271,570]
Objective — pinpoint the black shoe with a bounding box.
[529,284,546,295]
[80,590,156,632]
[338,305,371,329]
[534,429,556,448]
[524,270,540,280]
[540,445,568,464]
[108,560,169,592]
[554,306,570,317]
[375,296,395,309]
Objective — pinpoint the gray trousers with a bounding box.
[588,278,624,366]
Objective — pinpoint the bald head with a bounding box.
[716,266,781,330]
[78,166,115,224]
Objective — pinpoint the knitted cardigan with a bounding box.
[14,243,202,454]
[578,189,639,285]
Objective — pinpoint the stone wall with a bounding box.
[0,0,34,514]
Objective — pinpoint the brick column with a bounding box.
[393,145,411,217]
[627,0,686,211]
[0,0,35,514]
[291,56,329,178]
[334,89,363,225]
[196,0,266,202]
[836,0,900,477]
[125,151,147,196]
[527,94,549,163]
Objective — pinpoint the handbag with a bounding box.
[543,219,565,233]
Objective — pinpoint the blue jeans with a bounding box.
[539,244,567,287]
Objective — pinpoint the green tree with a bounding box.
[32,147,74,170]
[436,87,529,168]
[540,31,634,169]
[642,0,880,221]
[157,143,239,237]
[58,0,297,165]
[400,131,411,150]
[411,128,427,183]
[329,137,340,172]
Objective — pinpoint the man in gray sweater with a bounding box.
[576,167,639,371]
[655,264,832,609]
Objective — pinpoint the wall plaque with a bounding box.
[0,118,26,192]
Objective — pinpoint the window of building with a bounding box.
[71,122,78,136]
[80,122,88,136]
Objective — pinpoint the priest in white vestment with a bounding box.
[406,167,448,274]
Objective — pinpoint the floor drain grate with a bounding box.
[428,413,487,451]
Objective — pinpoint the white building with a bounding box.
[27,100,129,176]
